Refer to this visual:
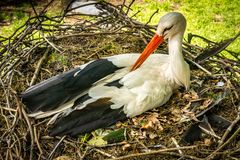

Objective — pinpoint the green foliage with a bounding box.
[0,11,28,37]
[0,1,62,39]
[49,52,69,65]
[0,0,239,56]
[130,0,240,54]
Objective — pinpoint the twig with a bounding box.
[130,10,141,18]
[81,146,90,159]
[145,9,159,25]
[188,33,215,44]
[48,136,66,160]
[190,33,240,60]
[30,0,40,23]
[195,32,240,63]
[108,145,198,160]
[126,0,135,15]
[93,148,116,159]
[1,106,17,112]
[186,58,212,75]
[196,92,226,118]
[0,78,11,109]
[55,30,133,40]
[33,126,43,156]
[211,58,240,74]
[13,132,23,160]
[41,0,55,15]
[171,137,182,155]
[158,152,203,160]
[120,0,126,12]
[41,32,62,53]
[218,113,240,147]
[0,41,45,79]
[30,47,50,86]
[206,127,240,160]
[182,48,197,59]
[135,138,150,152]
[18,96,34,160]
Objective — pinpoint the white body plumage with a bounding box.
[21,12,190,136]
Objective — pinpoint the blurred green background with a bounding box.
[0,0,239,57]
[129,0,239,56]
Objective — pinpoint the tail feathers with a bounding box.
[22,89,72,113]
[50,98,127,136]
[63,113,126,137]
[21,67,81,113]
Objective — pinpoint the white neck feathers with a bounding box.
[168,33,190,89]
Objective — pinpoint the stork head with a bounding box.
[131,12,186,71]
[156,12,186,39]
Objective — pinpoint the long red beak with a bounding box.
[131,34,164,71]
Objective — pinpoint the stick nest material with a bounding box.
[0,1,239,159]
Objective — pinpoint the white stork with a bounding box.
[21,12,190,136]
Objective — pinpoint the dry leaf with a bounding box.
[200,99,213,110]
[132,116,144,126]
[130,130,138,137]
[141,113,161,129]
[141,120,153,129]
[131,117,138,126]
[170,107,182,122]
[171,108,182,115]
[158,115,167,122]
[138,131,147,139]
[122,143,131,151]
[87,136,107,146]
[204,138,212,146]
[148,114,160,124]
[149,132,158,139]
[170,116,181,122]
[181,108,199,122]
[157,124,164,131]
[183,90,199,100]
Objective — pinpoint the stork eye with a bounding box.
[163,25,173,33]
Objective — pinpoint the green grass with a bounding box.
[0,1,62,38]
[0,11,28,38]
[130,0,240,56]
[49,52,69,65]
[1,0,239,57]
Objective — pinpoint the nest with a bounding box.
[0,1,239,159]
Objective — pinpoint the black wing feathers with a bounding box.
[50,98,127,136]
[21,68,82,112]
[105,79,123,88]
[72,79,123,109]
[21,59,120,113]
